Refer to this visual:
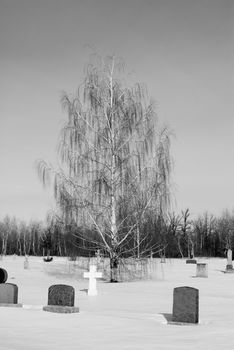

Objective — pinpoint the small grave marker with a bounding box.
[0,283,22,307]
[43,284,79,313]
[172,286,199,324]
[226,249,233,271]
[24,256,29,269]
[150,251,153,261]
[196,263,208,278]
[95,249,101,264]
[84,265,102,296]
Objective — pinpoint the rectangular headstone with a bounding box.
[172,286,199,324]
[0,283,18,304]
[196,263,208,278]
[47,284,75,307]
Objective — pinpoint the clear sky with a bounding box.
[0,0,233,222]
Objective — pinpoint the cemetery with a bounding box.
[0,255,233,349]
[1,1,232,349]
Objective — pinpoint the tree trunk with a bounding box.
[18,236,22,256]
[136,224,140,259]
[23,233,26,256]
[187,234,190,258]
[177,236,184,258]
[110,254,118,282]
[63,237,67,256]
[58,239,62,256]
[47,249,50,259]
[191,241,195,259]
[2,234,8,255]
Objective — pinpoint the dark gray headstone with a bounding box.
[43,284,79,313]
[0,283,18,304]
[47,284,75,307]
[0,268,8,283]
[172,286,199,324]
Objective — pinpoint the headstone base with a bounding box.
[0,303,22,307]
[186,259,197,264]
[88,289,98,296]
[226,264,233,270]
[224,265,234,273]
[43,305,79,313]
[168,320,199,326]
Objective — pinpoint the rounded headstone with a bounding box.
[43,284,79,313]
[0,268,8,283]
[48,284,75,307]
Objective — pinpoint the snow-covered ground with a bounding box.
[0,256,233,349]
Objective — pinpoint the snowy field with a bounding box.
[0,256,233,349]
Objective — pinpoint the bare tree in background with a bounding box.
[0,216,10,257]
[180,208,195,259]
[167,212,183,258]
[37,55,172,281]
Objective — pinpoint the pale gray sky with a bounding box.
[0,0,233,222]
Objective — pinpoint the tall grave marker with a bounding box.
[225,249,233,272]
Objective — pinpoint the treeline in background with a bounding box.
[0,209,233,259]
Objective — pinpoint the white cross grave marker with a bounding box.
[84,265,102,296]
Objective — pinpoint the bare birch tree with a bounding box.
[37,55,172,281]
